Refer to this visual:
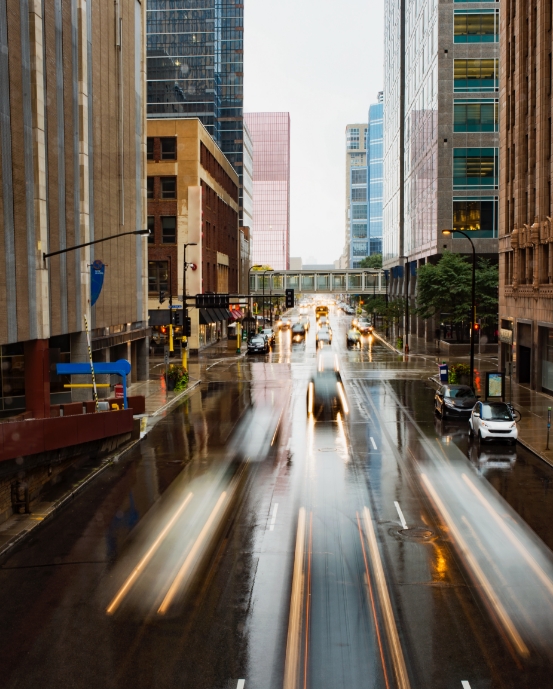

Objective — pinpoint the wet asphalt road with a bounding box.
[2,310,553,688]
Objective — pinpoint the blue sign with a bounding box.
[91,260,105,306]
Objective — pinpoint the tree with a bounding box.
[359,254,383,269]
[415,252,498,341]
[252,264,273,271]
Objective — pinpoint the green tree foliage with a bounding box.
[415,252,498,338]
[359,254,383,269]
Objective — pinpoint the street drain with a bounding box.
[398,527,434,541]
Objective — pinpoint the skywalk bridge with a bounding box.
[249,269,386,295]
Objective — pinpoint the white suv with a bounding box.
[469,401,518,445]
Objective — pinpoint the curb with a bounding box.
[515,437,553,470]
[373,331,403,355]
[0,379,203,562]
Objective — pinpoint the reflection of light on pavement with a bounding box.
[336,412,349,462]
[420,473,529,657]
[283,507,306,689]
[337,382,349,414]
[106,492,194,615]
[158,491,227,614]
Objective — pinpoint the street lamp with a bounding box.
[442,229,476,391]
[247,264,262,335]
[262,269,272,328]
[43,228,150,262]
[181,242,197,367]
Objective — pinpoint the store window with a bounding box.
[452,197,498,237]
[454,100,498,132]
[161,216,177,243]
[148,261,168,294]
[453,148,498,189]
[454,59,498,91]
[454,11,498,42]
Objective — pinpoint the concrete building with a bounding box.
[498,0,553,391]
[0,0,149,419]
[147,119,239,352]
[345,123,368,268]
[146,0,247,237]
[383,0,499,344]
[244,112,291,270]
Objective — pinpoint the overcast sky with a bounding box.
[244,0,384,265]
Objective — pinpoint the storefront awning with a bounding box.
[199,307,231,324]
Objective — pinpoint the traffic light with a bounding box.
[173,310,183,326]
[159,290,166,304]
[195,293,230,308]
[183,317,192,337]
[285,288,294,309]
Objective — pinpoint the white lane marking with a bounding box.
[269,503,279,531]
[237,681,246,689]
[394,501,408,529]
[461,682,471,689]
[370,436,378,450]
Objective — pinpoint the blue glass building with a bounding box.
[367,95,384,257]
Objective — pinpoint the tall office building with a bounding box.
[244,113,291,270]
[498,0,553,391]
[383,0,499,343]
[146,1,247,225]
[345,124,368,268]
[367,94,385,259]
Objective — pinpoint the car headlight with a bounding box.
[481,421,487,427]
[444,399,455,407]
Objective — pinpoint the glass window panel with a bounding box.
[147,177,154,199]
[348,273,362,288]
[147,138,154,160]
[147,215,155,244]
[161,216,177,243]
[160,176,177,198]
[160,137,176,160]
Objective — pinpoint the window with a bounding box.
[347,128,360,150]
[352,205,367,220]
[350,153,366,166]
[352,242,368,257]
[370,238,382,254]
[351,168,368,185]
[147,138,154,160]
[454,59,498,92]
[454,100,498,131]
[452,197,498,237]
[147,215,155,244]
[453,149,498,188]
[160,137,176,160]
[161,216,176,243]
[160,176,177,199]
[148,261,168,294]
[454,11,498,42]
[352,223,368,238]
[352,187,367,202]
[147,177,154,199]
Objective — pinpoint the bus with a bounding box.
[315,305,329,320]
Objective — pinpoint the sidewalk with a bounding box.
[374,330,553,469]
[0,342,245,560]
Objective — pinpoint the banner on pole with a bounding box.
[90,260,106,306]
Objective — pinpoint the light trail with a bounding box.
[303,513,313,689]
[362,506,411,689]
[337,382,349,414]
[283,507,306,689]
[106,492,194,615]
[307,382,314,415]
[420,474,529,657]
[158,491,227,615]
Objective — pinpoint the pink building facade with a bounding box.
[244,113,291,270]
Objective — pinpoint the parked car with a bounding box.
[261,328,276,345]
[434,384,477,419]
[247,335,269,354]
[346,329,361,348]
[469,401,518,445]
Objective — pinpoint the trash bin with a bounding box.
[439,363,448,383]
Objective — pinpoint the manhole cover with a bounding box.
[398,527,434,541]
[317,447,337,453]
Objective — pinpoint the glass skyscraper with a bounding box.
[244,113,290,270]
[146,0,246,221]
[367,95,384,257]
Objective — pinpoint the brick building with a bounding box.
[499,0,553,391]
[147,119,240,352]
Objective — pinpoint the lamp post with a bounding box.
[181,242,197,368]
[442,229,477,391]
[247,264,262,336]
[43,228,150,262]
[262,269,271,330]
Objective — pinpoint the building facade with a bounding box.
[244,113,291,270]
[147,119,239,352]
[498,0,553,391]
[345,124,368,268]
[0,0,148,420]
[383,0,499,344]
[146,0,246,229]
[368,95,385,259]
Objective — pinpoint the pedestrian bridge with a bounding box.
[249,269,386,295]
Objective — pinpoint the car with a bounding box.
[291,323,306,342]
[247,335,269,354]
[346,329,361,348]
[261,328,276,345]
[434,384,477,419]
[316,329,332,347]
[469,401,518,444]
[318,316,329,328]
[356,319,373,334]
[279,317,292,329]
[299,316,310,331]
[307,351,348,419]
[319,324,333,339]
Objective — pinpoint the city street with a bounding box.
[1,310,553,689]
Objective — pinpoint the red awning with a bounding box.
[229,308,243,320]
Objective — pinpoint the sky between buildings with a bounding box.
[244,0,384,265]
